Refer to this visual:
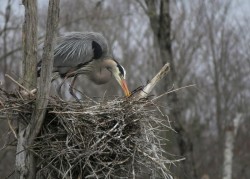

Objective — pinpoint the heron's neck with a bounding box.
[88,60,112,84]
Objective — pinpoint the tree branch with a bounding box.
[21,0,38,89]
[29,0,60,142]
[135,63,170,99]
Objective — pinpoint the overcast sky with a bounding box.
[0,0,249,28]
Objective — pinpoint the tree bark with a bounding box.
[21,0,38,89]
[15,0,60,178]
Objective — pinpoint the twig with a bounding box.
[0,99,4,107]
[5,74,35,96]
[152,84,196,101]
[8,118,17,139]
[136,147,170,174]
[4,170,15,179]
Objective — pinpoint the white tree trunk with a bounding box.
[222,113,242,179]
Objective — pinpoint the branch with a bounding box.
[21,0,38,89]
[5,74,36,97]
[0,47,21,62]
[15,0,38,177]
[152,84,196,102]
[134,63,170,99]
[30,0,60,141]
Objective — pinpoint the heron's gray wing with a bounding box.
[54,37,93,68]
[53,32,109,68]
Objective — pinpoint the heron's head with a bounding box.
[106,59,130,97]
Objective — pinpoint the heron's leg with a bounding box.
[57,75,70,98]
[69,75,81,102]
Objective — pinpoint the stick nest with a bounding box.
[0,89,174,179]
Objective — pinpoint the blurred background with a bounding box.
[0,0,250,178]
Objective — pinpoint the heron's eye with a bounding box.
[106,67,112,72]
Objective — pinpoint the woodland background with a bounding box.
[0,0,250,179]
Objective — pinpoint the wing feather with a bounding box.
[53,32,109,73]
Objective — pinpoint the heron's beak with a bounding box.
[120,79,131,97]
[114,74,130,97]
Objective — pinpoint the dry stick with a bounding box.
[5,74,35,96]
[8,118,17,139]
[136,147,170,174]
[135,63,170,99]
[0,99,4,107]
[152,84,196,102]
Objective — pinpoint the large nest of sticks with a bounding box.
[1,87,174,179]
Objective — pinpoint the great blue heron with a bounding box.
[37,32,130,99]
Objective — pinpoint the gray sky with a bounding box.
[1,0,250,26]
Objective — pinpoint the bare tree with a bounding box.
[170,1,250,178]
[142,1,198,178]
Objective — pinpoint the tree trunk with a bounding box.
[222,114,242,179]
[21,0,38,89]
[15,0,60,178]
[144,0,197,178]
[15,0,38,178]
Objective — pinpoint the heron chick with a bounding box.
[37,32,130,98]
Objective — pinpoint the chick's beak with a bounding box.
[121,79,131,97]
